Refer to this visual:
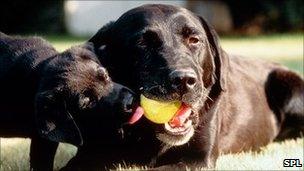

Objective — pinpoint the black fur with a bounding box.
[80,4,304,170]
[0,33,137,171]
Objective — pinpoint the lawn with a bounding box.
[0,33,303,171]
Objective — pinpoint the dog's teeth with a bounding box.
[185,120,192,127]
[186,109,192,117]
[179,109,192,124]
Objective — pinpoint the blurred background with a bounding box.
[1,0,302,73]
[0,1,303,170]
[1,0,303,36]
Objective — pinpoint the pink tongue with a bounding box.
[128,106,144,124]
[127,105,191,126]
[169,104,191,127]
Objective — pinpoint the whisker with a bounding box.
[146,84,160,91]
[206,95,213,102]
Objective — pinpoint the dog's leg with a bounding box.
[30,136,59,171]
[265,69,304,140]
[59,153,82,171]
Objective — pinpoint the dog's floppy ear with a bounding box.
[88,21,115,49]
[35,88,83,146]
[197,16,227,91]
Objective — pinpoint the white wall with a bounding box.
[64,1,186,37]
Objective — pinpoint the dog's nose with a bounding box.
[170,69,197,94]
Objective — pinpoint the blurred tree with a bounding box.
[0,0,65,34]
[224,0,303,34]
[0,1,302,35]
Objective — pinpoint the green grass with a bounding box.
[0,138,77,171]
[216,138,304,170]
[1,138,303,170]
[1,33,303,170]
[221,33,303,75]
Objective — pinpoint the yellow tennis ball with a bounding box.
[140,94,181,124]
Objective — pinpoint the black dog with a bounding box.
[61,83,140,171]
[81,4,303,170]
[0,33,137,171]
[61,83,142,171]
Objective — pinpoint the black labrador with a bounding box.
[0,33,137,171]
[77,4,303,170]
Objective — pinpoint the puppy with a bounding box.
[61,83,141,171]
[87,4,304,170]
[0,33,137,171]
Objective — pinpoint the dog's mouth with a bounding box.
[157,104,195,146]
[128,100,196,146]
[164,104,193,135]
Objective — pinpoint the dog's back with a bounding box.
[0,32,57,78]
[0,33,57,137]
[218,55,304,153]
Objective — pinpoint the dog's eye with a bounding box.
[79,90,98,109]
[97,67,110,82]
[80,97,91,108]
[187,36,200,45]
[79,95,97,109]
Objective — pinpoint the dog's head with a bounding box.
[35,43,136,146]
[90,4,227,146]
[77,83,138,143]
